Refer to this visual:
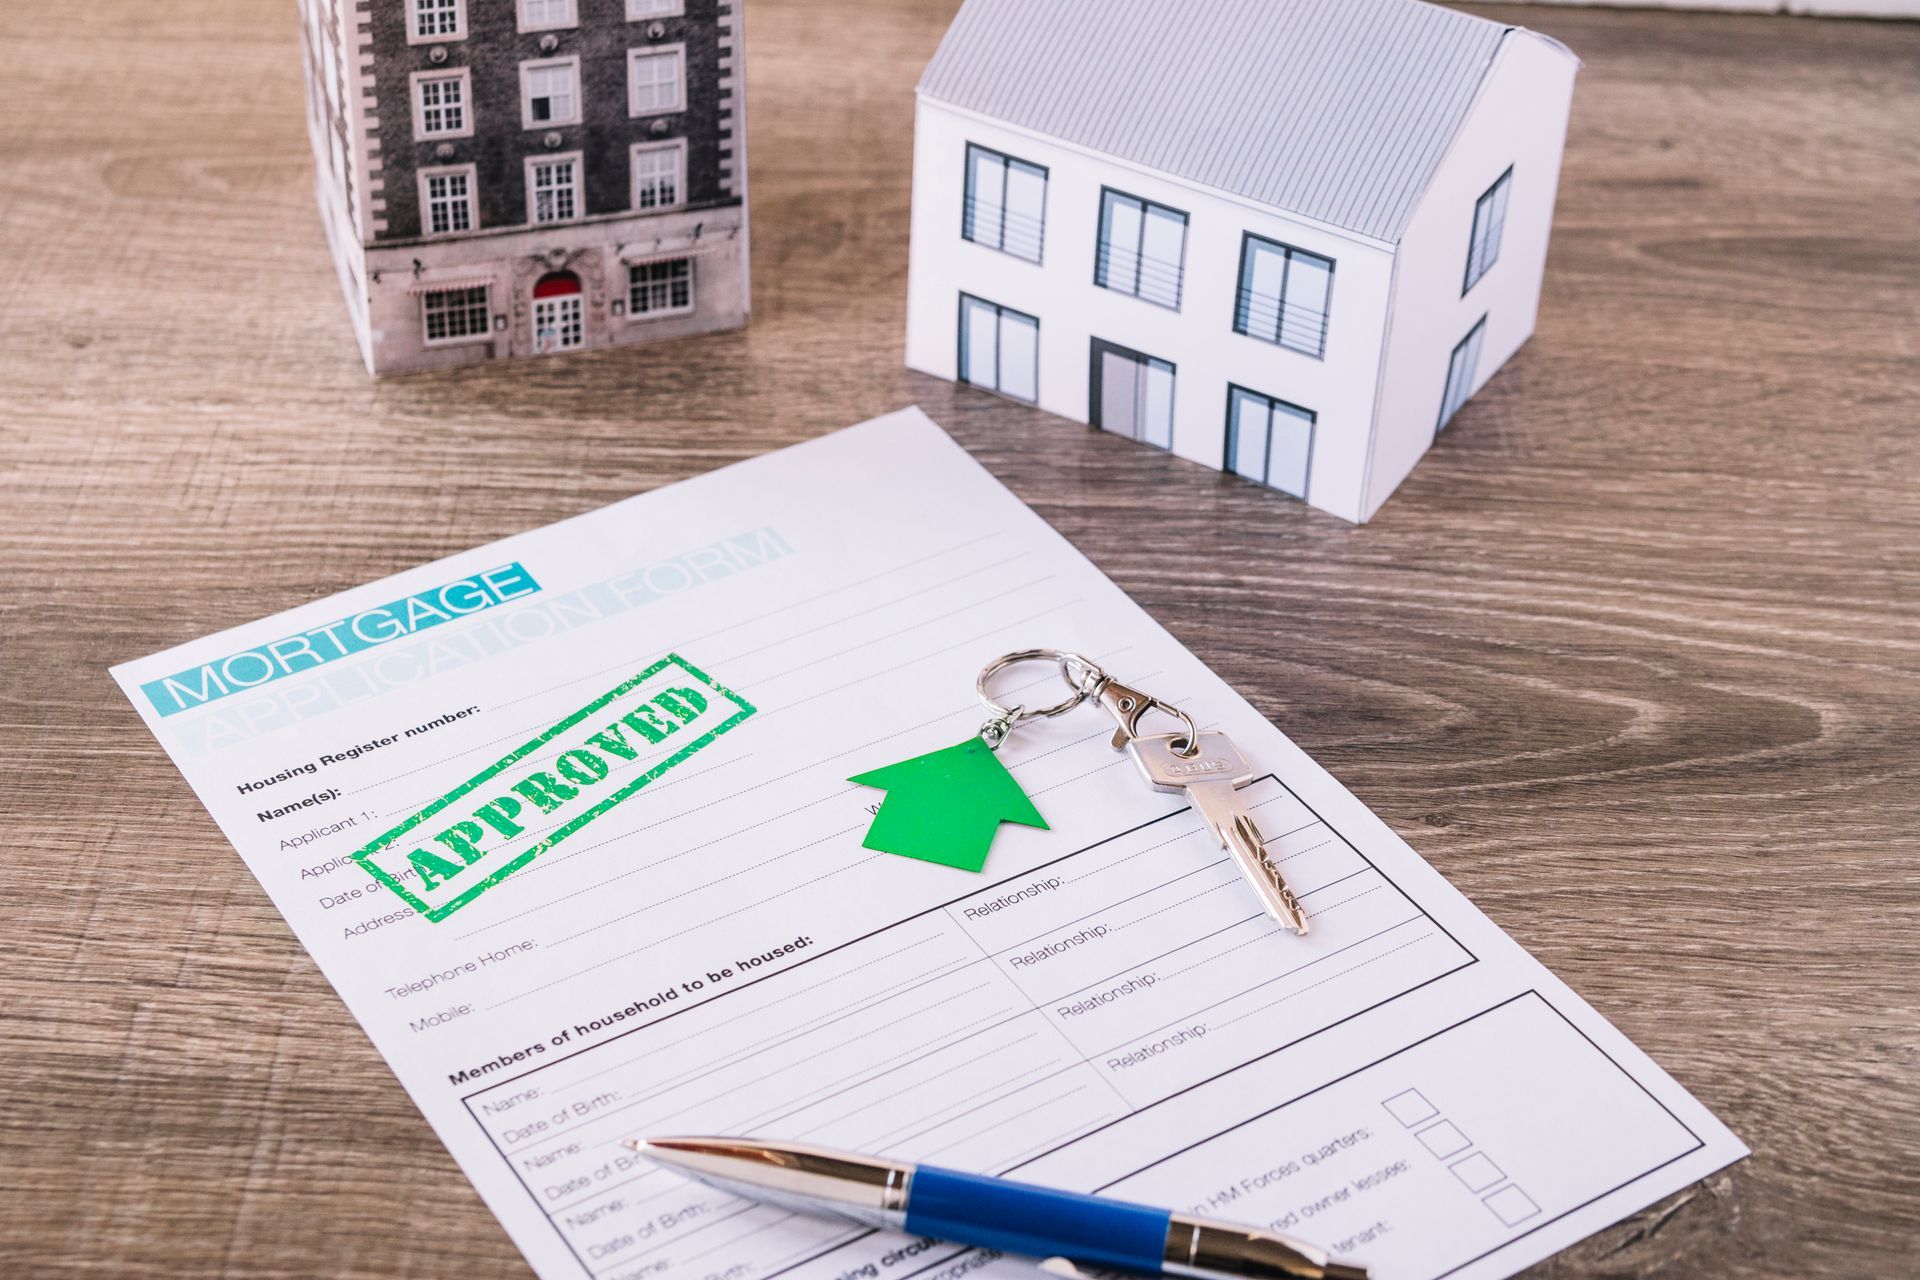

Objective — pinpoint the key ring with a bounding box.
[1089,675,1200,758]
[975,648,1102,748]
[857,650,1301,931]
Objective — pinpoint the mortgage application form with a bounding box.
[112,408,1744,1280]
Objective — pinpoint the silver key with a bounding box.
[1127,731,1310,935]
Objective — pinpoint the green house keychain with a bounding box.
[848,738,1044,871]
[852,648,1310,935]
[848,649,1100,872]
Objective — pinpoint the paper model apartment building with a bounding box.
[297,0,747,376]
[904,0,1580,523]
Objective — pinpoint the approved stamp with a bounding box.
[354,654,754,922]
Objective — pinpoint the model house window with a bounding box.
[957,294,1039,404]
[628,47,685,116]
[411,71,471,139]
[1096,189,1187,310]
[1463,167,1512,293]
[518,0,577,32]
[1235,235,1334,358]
[420,167,476,235]
[1438,315,1488,432]
[421,285,489,344]
[1091,338,1174,451]
[410,0,465,41]
[629,259,694,317]
[1226,386,1315,500]
[963,144,1046,263]
[626,0,684,17]
[631,141,685,209]
[528,154,581,224]
[521,59,581,128]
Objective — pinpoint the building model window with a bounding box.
[521,58,581,128]
[626,0,685,17]
[1226,385,1315,500]
[1463,167,1512,293]
[409,0,465,42]
[528,154,582,224]
[1235,234,1334,358]
[962,143,1046,263]
[631,141,685,209]
[421,285,490,344]
[957,293,1039,403]
[1096,188,1187,310]
[629,259,694,317]
[411,70,472,140]
[518,0,578,32]
[628,47,686,116]
[1091,338,1175,450]
[420,166,477,235]
[1438,314,1488,432]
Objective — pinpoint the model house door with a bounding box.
[1091,338,1174,450]
[1226,385,1315,500]
[958,294,1039,402]
[532,272,584,353]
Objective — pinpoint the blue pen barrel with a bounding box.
[904,1165,1171,1271]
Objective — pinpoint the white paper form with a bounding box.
[111,408,1744,1280]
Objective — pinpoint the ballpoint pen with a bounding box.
[634,1137,1368,1280]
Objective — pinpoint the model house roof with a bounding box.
[919,0,1517,243]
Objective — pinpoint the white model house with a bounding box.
[903,0,1580,522]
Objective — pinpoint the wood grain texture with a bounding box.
[2,1,1916,1276]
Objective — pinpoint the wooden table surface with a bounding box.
[3,1,1916,1275]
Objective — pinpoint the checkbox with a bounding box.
[1449,1152,1505,1193]
[1484,1185,1541,1227]
[1382,1088,1438,1128]
[1414,1120,1471,1159]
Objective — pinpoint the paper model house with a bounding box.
[296,0,748,376]
[904,0,1580,523]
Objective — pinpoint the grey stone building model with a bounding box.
[297,0,747,376]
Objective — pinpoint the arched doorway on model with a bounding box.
[532,271,584,353]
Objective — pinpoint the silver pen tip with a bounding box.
[636,1136,719,1152]
[630,1136,913,1219]
[633,1136,781,1164]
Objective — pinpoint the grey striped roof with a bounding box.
[918,0,1514,243]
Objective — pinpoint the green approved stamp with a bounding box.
[354,654,754,922]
